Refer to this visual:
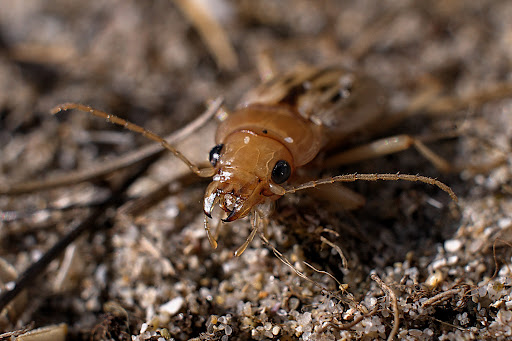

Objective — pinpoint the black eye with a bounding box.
[271,160,291,184]
[209,144,224,166]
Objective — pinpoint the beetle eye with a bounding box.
[209,144,224,166]
[271,160,291,184]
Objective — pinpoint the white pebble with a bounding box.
[498,217,511,229]
[159,296,184,316]
[444,239,462,253]
[432,258,447,270]
[409,329,422,337]
[447,255,458,265]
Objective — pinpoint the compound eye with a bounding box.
[209,144,224,166]
[271,160,291,184]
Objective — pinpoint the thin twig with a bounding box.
[258,233,346,303]
[421,288,463,308]
[172,0,237,71]
[371,274,400,341]
[320,236,348,270]
[320,307,379,332]
[303,261,345,292]
[0,322,34,339]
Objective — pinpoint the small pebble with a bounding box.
[444,239,462,253]
[159,297,184,316]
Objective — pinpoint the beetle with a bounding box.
[50,64,459,256]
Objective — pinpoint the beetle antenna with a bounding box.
[51,103,216,178]
[285,172,458,202]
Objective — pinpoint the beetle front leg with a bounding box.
[306,182,366,211]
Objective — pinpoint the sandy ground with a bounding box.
[1,1,512,340]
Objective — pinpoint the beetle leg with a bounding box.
[212,214,224,242]
[417,82,512,116]
[324,134,453,172]
[306,183,366,211]
[256,49,278,82]
[256,206,271,240]
[204,216,218,249]
[234,210,261,257]
[292,174,366,210]
[324,133,507,174]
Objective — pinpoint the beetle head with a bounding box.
[203,131,292,222]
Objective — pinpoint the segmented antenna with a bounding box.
[51,103,215,177]
[286,172,458,202]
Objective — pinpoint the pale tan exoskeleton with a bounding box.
[47,64,470,256]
